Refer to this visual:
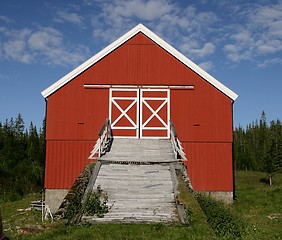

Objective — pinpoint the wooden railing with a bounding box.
[170,119,187,160]
[88,118,113,159]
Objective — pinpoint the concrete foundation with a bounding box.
[198,191,234,204]
[45,189,69,213]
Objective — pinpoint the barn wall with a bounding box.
[182,142,233,191]
[46,88,109,140]
[45,32,234,191]
[170,89,233,142]
[44,141,96,189]
[170,88,233,192]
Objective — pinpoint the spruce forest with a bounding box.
[234,111,282,174]
[0,112,281,200]
[0,114,45,200]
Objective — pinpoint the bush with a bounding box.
[196,194,245,238]
[84,185,109,218]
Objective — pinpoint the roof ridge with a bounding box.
[41,23,238,100]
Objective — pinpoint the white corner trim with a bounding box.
[41,23,238,100]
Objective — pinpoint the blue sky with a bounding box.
[0,0,282,129]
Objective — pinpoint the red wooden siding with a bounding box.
[44,141,95,189]
[183,142,233,191]
[170,89,233,142]
[45,32,234,191]
[76,34,197,86]
[46,88,109,140]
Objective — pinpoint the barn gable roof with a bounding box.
[41,23,238,100]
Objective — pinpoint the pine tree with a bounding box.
[0,115,45,198]
[233,112,282,186]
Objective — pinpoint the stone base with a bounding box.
[197,191,233,204]
[45,189,69,213]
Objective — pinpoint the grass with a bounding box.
[233,171,282,239]
[1,171,281,239]
[0,193,44,238]
[195,194,245,239]
[20,223,214,240]
[177,175,217,239]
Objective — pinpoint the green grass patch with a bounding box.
[233,171,282,239]
[14,223,218,240]
[0,193,45,239]
[196,194,245,239]
[177,175,217,239]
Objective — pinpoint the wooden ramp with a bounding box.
[100,139,177,163]
[82,139,180,223]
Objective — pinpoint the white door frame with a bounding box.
[109,88,170,139]
[140,89,170,139]
[109,88,139,138]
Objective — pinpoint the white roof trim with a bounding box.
[41,23,238,100]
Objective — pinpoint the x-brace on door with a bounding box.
[109,88,170,139]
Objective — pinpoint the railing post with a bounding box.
[98,136,101,158]
[88,118,113,159]
[169,119,187,161]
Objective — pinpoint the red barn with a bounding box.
[42,24,238,211]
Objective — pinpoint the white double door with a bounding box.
[109,88,170,138]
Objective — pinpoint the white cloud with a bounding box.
[189,43,215,58]
[224,43,253,63]
[256,39,282,54]
[231,31,254,46]
[28,28,62,51]
[154,5,218,61]
[83,0,93,6]
[198,61,214,71]
[88,0,282,68]
[223,2,282,66]
[0,27,90,67]
[55,10,83,25]
[250,3,282,26]
[64,0,282,72]
[99,0,173,21]
[0,15,10,23]
[111,0,173,20]
[4,39,33,63]
[91,0,176,43]
[250,3,282,52]
[267,20,282,38]
[2,0,281,70]
[43,44,89,67]
[2,28,33,63]
[224,44,239,62]
[90,0,219,64]
[180,42,216,59]
[257,58,282,68]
